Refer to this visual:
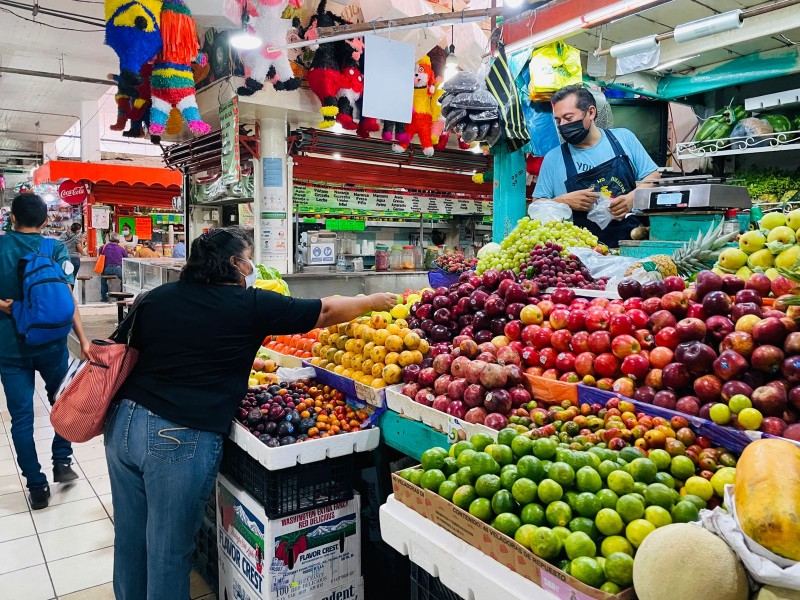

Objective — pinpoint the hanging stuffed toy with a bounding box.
[299,0,347,128]
[333,36,378,138]
[382,121,409,143]
[392,56,441,157]
[149,0,210,143]
[104,0,163,86]
[237,0,303,96]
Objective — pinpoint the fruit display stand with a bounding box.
[302,361,390,407]
[380,494,558,600]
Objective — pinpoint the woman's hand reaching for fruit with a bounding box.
[369,292,398,312]
[316,292,397,328]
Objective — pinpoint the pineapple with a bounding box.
[624,222,739,278]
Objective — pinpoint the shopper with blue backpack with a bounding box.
[0,193,91,509]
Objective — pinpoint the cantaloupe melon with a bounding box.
[756,585,800,600]
[632,524,748,600]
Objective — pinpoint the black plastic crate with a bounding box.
[192,497,218,593]
[410,564,463,600]
[220,437,355,518]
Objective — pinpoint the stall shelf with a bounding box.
[377,410,448,462]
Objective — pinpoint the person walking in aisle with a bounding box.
[59,222,86,276]
[0,194,91,509]
[105,227,397,600]
[99,232,128,302]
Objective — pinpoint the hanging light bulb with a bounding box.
[230,29,262,50]
[444,44,458,81]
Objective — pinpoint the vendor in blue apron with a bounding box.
[531,85,661,248]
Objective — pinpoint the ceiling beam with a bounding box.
[0,66,111,86]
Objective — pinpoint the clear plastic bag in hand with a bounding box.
[587,197,613,230]
[528,200,572,224]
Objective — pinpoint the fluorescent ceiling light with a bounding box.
[609,36,658,58]
[653,54,699,71]
[674,10,742,44]
[230,31,262,50]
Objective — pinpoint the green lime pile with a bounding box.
[399,428,727,591]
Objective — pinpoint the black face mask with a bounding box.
[558,115,590,145]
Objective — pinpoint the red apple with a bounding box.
[712,349,749,382]
[686,302,706,320]
[521,347,540,367]
[587,331,612,354]
[611,335,641,359]
[771,276,796,298]
[761,416,787,436]
[647,310,678,334]
[551,329,573,352]
[662,362,692,391]
[634,329,655,351]
[721,275,745,295]
[621,353,650,381]
[734,289,762,305]
[623,297,644,311]
[566,309,587,332]
[661,291,689,317]
[595,353,621,378]
[653,390,678,410]
[705,315,735,344]
[626,308,648,329]
[731,302,762,322]
[549,308,570,330]
[504,320,522,341]
[645,368,663,389]
[752,317,788,347]
[609,314,635,337]
[720,331,755,359]
[676,396,700,416]
[613,377,635,398]
[785,332,800,355]
[746,273,771,297]
[781,355,800,384]
[676,318,707,342]
[654,327,679,350]
[752,383,788,417]
[531,327,552,349]
[641,280,666,299]
[751,345,785,374]
[570,331,590,353]
[574,352,597,377]
[642,297,662,315]
[556,352,576,372]
[702,290,732,317]
[663,276,686,292]
[694,374,723,404]
[585,309,610,332]
[539,347,558,369]
[675,341,717,374]
[634,386,656,404]
[596,377,615,391]
[537,300,554,318]
[721,380,754,403]
[695,270,723,301]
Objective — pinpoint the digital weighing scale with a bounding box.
[632,175,751,212]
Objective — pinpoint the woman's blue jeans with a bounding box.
[105,399,223,600]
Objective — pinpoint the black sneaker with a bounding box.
[30,486,50,510]
[53,463,79,483]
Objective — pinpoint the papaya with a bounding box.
[734,438,800,561]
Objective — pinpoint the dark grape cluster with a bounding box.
[518,243,607,290]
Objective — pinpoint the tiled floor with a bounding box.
[0,379,217,600]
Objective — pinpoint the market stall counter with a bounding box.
[283,270,429,297]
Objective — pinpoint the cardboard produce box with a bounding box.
[390,470,427,518]
[216,473,361,600]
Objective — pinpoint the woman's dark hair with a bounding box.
[180,227,253,284]
[11,193,48,228]
[70,223,82,233]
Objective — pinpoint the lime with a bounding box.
[574,492,602,519]
[648,449,672,471]
[684,476,714,501]
[475,474,502,499]
[595,508,624,536]
[493,512,522,538]
[530,527,562,561]
[599,460,622,480]
[442,457,458,476]
[576,466,603,493]
[570,557,606,589]
[565,531,596,560]
[514,524,539,550]
[604,552,634,587]
[469,432,494,452]
[521,503,546,526]
[596,489,619,510]
[629,458,658,484]
[469,497,494,522]
[601,582,622,594]
[728,394,752,414]
[452,485,477,510]
[491,489,518,515]
[709,403,732,425]
[607,470,635,496]
[625,518,656,548]
[421,447,448,471]
[486,444,515,466]
[450,440,475,458]
[557,559,571,574]
[681,494,707,511]
[590,447,616,462]
[565,451,595,471]
[497,428,519,447]
[470,452,501,477]
[619,446,646,463]
[671,500,700,523]
[670,455,696,481]
[438,480,458,501]
[644,505,672,528]
[512,478,538,505]
[456,466,476,486]
[456,449,478,469]
[600,535,633,558]
[632,481,648,496]
[537,479,564,504]
[569,516,600,540]
[616,494,645,523]
[448,473,458,483]
[553,526,572,545]
[517,455,545,482]
[564,491,579,511]
[398,468,414,481]
[645,483,675,510]
[408,470,423,486]
[532,437,557,460]
[511,435,533,458]
[654,472,676,489]
[711,467,736,497]
[545,501,573,527]
[548,462,576,488]
[500,464,520,491]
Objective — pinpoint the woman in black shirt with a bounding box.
[105,227,396,600]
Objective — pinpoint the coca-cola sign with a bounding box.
[58,180,88,205]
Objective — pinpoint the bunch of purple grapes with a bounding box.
[518,243,607,290]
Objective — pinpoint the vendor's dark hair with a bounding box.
[180,227,253,285]
[11,193,48,228]
[551,85,596,113]
[70,223,82,233]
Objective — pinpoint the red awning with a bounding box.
[33,160,182,188]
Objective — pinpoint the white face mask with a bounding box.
[236,257,257,288]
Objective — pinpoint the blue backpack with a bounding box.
[12,238,75,346]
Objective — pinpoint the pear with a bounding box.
[738,230,766,254]
[711,267,727,277]
[760,212,787,230]
[775,245,800,270]
[747,248,775,269]
[717,248,749,270]
[767,226,796,245]
[787,209,800,231]
[735,266,753,281]
[765,267,780,281]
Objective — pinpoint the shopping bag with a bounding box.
[50,294,144,442]
[528,41,582,102]
[485,40,530,152]
[93,253,106,274]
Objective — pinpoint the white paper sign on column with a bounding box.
[363,36,415,123]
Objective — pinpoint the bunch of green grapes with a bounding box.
[477,218,599,275]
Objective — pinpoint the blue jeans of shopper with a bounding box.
[105,399,223,600]
[0,342,73,490]
[101,264,122,301]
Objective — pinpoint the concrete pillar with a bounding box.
[80,100,102,163]
[257,117,291,273]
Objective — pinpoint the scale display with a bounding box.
[655,192,684,206]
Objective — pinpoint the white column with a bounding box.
[256,117,290,273]
[80,100,102,163]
